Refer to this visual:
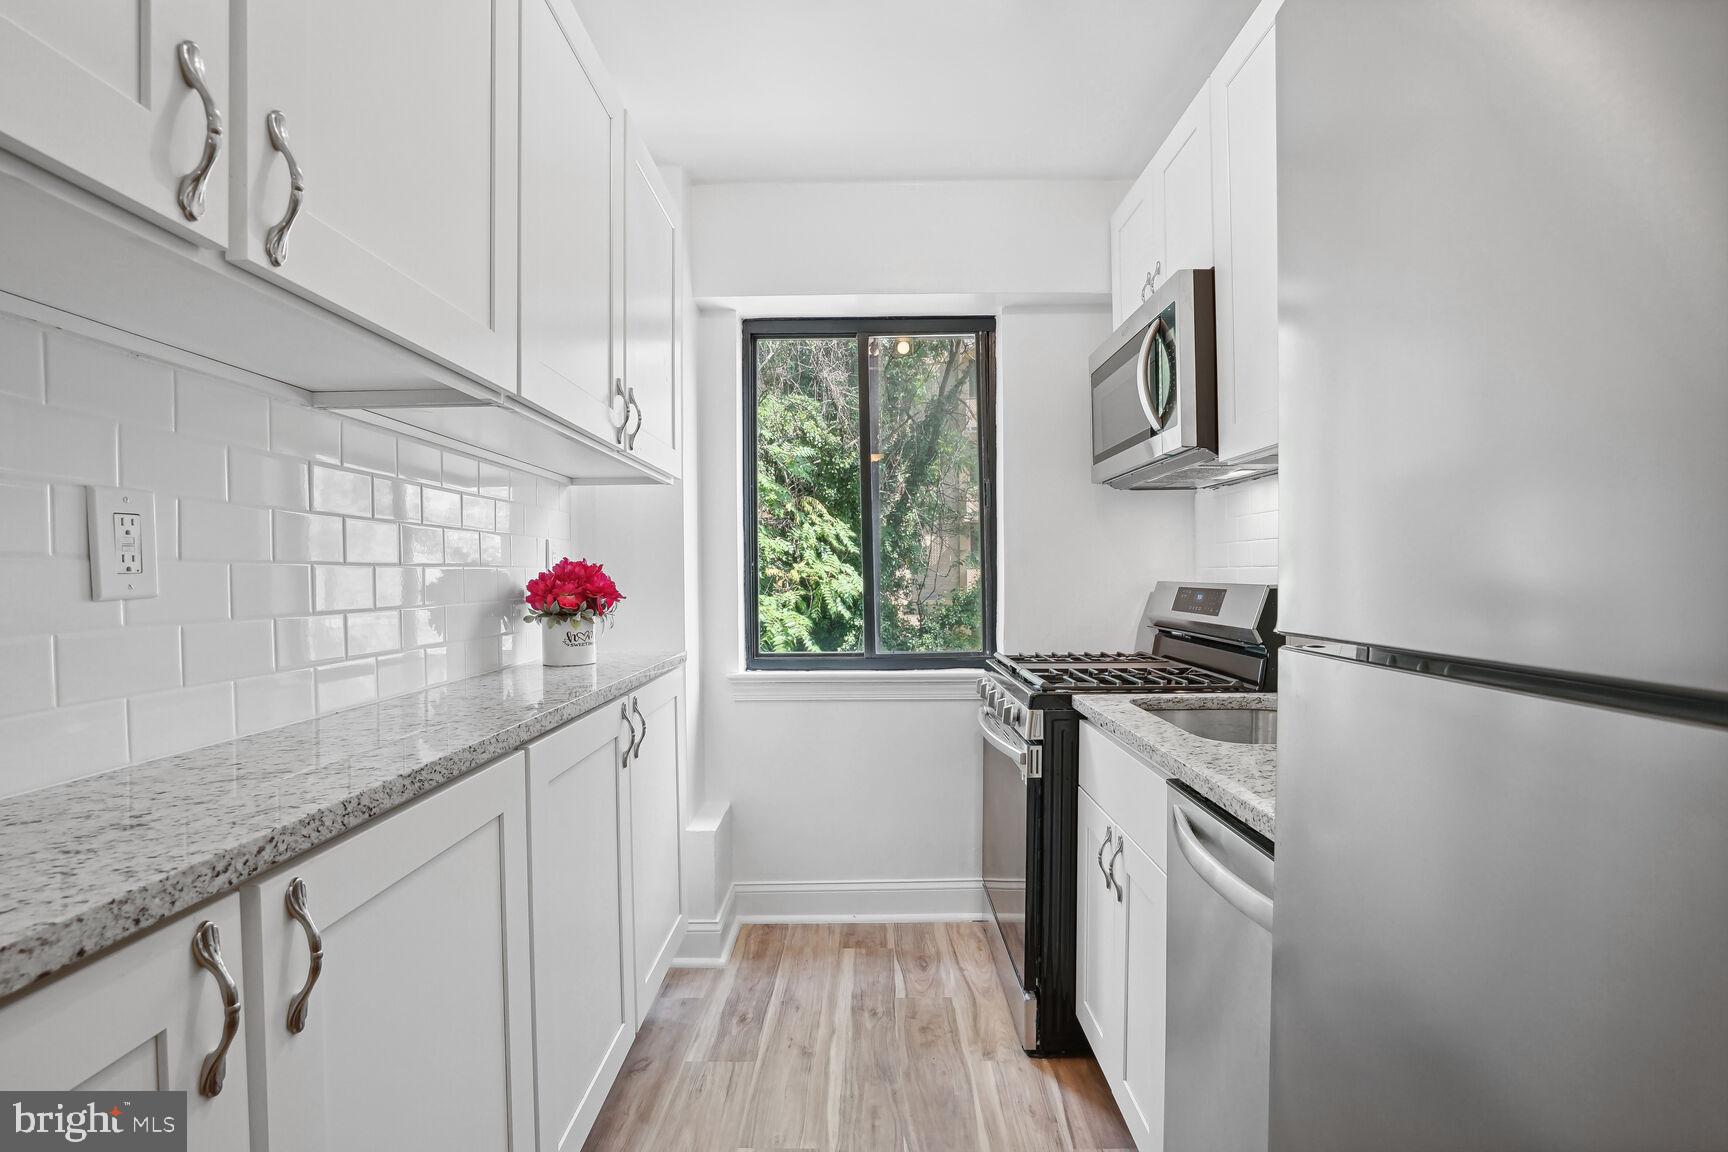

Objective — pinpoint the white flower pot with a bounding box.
[542,615,599,666]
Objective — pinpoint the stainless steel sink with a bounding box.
[1136,705,1277,745]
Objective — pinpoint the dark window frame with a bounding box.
[743,316,998,671]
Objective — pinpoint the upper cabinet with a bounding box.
[1108,86,1213,331]
[0,0,231,245]
[1210,0,1282,464]
[621,116,682,477]
[519,0,629,455]
[1110,0,1281,466]
[227,0,520,390]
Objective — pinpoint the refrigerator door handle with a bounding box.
[1172,805,1273,930]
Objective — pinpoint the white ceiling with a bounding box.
[569,0,1262,183]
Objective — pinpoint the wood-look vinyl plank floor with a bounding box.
[582,921,1137,1152]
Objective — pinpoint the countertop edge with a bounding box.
[0,653,685,1002]
[1073,694,1277,841]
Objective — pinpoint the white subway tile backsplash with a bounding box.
[0,637,55,718]
[177,370,270,448]
[313,564,374,611]
[0,313,44,400]
[272,510,345,563]
[270,402,342,463]
[183,620,274,685]
[311,466,373,516]
[0,395,117,484]
[180,499,271,561]
[342,422,396,475]
[345,518,399,564]
[230,449,309,510]
[234,668,316,735]
[1195,475,1279,584]
[0,481,50,555]
[125,561,231,624]
[46,333,174,429]
[231,562,310,619]
[128,683,234,762]
[275,615,346,668]
[121,425,227,498]
[0,310,581,795]
[0,701,128,793]
[57,626,181,704]
[315,658,377,713]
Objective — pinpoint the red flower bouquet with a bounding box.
[523,558,624,625]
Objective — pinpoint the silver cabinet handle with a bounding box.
[190,921,240,1098]
[610,378,629,445]
[1171,805,1273,930]
[1151,260,1162,290]
[624,388,643,451]
[264,110,304,267]
[1097,827,1115,891]
[1140,270,1154,302]
[1108,840,1126,903]
[620,701,638,768]
[284,877,324,1034]
[630,697,646,758]
[174,41,223,222]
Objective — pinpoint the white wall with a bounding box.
[0,306,580,798]
[1194,475,1278,584]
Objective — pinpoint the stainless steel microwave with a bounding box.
[1089,268,1228,489]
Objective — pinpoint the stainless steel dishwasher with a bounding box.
[1166,782,1275,1152]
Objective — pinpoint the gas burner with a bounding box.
[994,652,1253,694]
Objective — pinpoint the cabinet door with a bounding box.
[1075,787,1124,1082]
[625,671,684,1019]
[1116,831,1168,1152]
[229,0,519,388]
[621,117,681,477]
[519,0,628,447]
[0,0,228,244]
[1155,84,1215,279]
[1211,0,1282,464]
[0,897,250,1152]
[244,753,535,1152]
[1109,165,1162,329]
[526,701,637,1152]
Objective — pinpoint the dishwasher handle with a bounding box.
[1171,804,1273,931]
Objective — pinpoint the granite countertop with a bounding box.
[0,651,685,1001]
[1075,692,1278,840]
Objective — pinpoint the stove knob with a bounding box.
[976,678,989,702]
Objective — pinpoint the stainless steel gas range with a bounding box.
[978,581,1279,1054]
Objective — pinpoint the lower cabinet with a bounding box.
[241,751,537,1152]
[624,671,685,1020]
[0,896,251,1152]
[1077,725,1170,1152]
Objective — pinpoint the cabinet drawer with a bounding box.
[1079,720,1168,872]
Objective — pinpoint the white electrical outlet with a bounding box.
[86,486,159,601]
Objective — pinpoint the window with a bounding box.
[744,317,997,669]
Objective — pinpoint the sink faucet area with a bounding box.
[1136,704,1278,745]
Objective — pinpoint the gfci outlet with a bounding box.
[86,486,159,601]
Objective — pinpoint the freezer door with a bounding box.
[1276,0,1728,695]
[1271,649,1728,1152]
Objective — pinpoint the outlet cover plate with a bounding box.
[86,485,159,601]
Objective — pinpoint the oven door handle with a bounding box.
[979,707,1041,782]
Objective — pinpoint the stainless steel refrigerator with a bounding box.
[1270,2,1728,1150]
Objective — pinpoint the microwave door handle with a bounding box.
[1135,315,1170,432]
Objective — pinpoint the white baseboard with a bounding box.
[671,878,988,967]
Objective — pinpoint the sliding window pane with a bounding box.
[754,336,864,653]
[868,334,985,653]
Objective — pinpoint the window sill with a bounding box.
[726,669,983,702]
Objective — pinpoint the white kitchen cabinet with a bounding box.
[1110,86,1214,330]
[242,752,535,1152]
[1116,829,1168,1152]
[624,670,685,1019]
[519,0,628,450]
[0,1,230,246]
[620,116,682,478]
[1210,0,1283,464]
[1109,164,1162,330]
[0,896,250,1152]
[1076,786,1125,1083]
[525,700,637,1152]
[228,0,519,390]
